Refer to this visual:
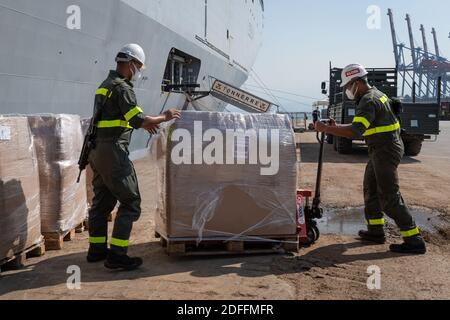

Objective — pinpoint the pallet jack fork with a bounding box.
[297,131,326,246]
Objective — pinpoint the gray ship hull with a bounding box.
[0,0,264,153]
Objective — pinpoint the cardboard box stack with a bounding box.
[28,114,87,235]
[0,117,42,261]
[151,111,298,242]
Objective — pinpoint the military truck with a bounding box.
[322,66,440,156]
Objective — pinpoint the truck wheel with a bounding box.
[403,137,423,157]
[326,134,334,145]
[337,137,353,154]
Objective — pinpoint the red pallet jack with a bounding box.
[297,131,325,246]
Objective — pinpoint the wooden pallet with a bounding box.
[75,220,88,233]
[42,221,86,251]
[157,233,300,256]
[82,218,90,231]
[0,240,46,272]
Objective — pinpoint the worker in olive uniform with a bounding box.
[312,108,320,125]
[87,44,181,270]
[315,64,426,255]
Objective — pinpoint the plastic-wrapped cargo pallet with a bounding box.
[27,114,87,237]
[151,111,298,248]
[0,116,42,262]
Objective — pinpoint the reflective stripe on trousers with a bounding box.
[366,218,385,226]
[111,237,129,248]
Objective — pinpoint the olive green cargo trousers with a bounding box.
[363,136,423,244]
[88,141,141,255]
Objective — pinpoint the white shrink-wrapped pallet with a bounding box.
[27,114,87,235]
[0,116,42,262]
[151,111,298,243]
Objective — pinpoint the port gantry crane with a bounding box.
[388,9,450,102]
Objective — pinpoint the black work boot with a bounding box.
[358,229,386,244]
[390,237,427,255]
[104,252,143,271]
[87,246,109,263]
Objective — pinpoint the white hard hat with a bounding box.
[340,64,368,87]
[116,43,147,69]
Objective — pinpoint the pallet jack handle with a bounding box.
[314,131,326,211]
[306,129,326,220]
[300,128,326,245]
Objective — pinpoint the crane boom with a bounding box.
[387,9,400,67]
[406,14,417,68]
[420,24,429,58]
[431,28,440,57]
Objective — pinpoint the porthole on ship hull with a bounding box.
[162,48,201,93]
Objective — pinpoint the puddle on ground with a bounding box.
[318,206,449,236]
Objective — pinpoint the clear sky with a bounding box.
[243,0,450,113]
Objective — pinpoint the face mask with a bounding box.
[346,82,358,100]
[130,63,143,82]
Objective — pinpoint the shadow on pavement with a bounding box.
[0,240,399,296]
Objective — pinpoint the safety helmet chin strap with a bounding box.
[352,78,372,100]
